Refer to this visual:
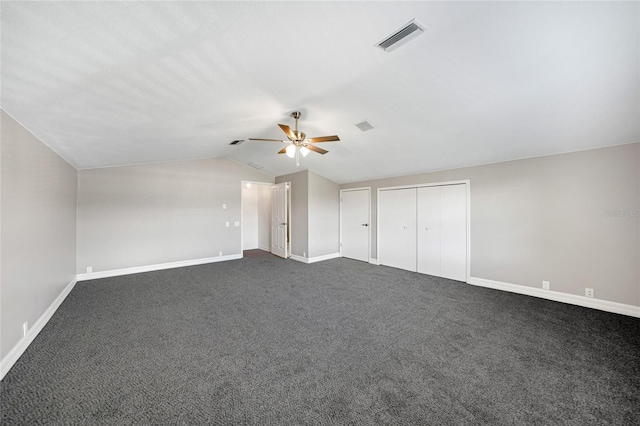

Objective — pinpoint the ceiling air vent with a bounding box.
[247,162,264,170]
[355,120,375,132]
[375,19,426,52]
[230,140,244,145]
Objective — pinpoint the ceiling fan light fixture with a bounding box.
[285,144,296,158]
[249,111,338,162]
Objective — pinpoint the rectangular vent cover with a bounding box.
[355,120,375,132]
[376,19,425,52]
[230,140,244,145]
[247,162,264,170]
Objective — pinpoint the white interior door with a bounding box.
[271,182,288,258]
[440,184,467,281]
[417,186,441,276]
[379,188,417,272]
[340,189,370,262]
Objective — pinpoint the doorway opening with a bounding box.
[241,181,291,259]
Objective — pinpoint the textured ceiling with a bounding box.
[2,1,638,183]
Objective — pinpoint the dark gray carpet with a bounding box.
[2,250,639,425]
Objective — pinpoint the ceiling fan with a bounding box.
[249,111,340,166]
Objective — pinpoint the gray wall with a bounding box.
[276,170,309,257]
[308,171,340,258]
[1,110,77,360]
[275,170,340,259]
[341,143,640,307]
[77,158,273,273]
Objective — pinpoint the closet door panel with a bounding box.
[417,186,441,276]
[440,184,467,281]
[379,188,417,272]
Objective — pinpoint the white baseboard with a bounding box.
[468,277,640,318]
[308,252,340,264]
[258,245,271,252]
[369,258,379,265]
[0,276,78,380]
[77,253,243,281]
[290,252,341,264]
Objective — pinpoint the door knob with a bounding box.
[361,223,368,227]
[281,222,287,225]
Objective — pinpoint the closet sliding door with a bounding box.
[417,186,441,276]
[440,184,467,281]
[379,182,467,281]
[417,184,467,281]
[378,188,416,272]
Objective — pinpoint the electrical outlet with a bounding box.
[303,252,306,257]
[86,266,92,273]
[219,251,223,257]
[23,321,28,337]
[542,281,550,290]
[585,288,595,298]
[234,221,240,227]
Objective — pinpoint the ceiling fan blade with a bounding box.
[307,135,340,143]
[248,138,286,142]
[277,147,288,154]
[278,124,295,140]
[305,144,328,155]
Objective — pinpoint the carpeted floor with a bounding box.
[1,250,639,425]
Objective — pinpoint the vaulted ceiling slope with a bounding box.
[1,1,638,184]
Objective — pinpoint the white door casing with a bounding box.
[340,188,370,262]
[271,182,289,258]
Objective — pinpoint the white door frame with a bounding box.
[377,180,471,282]
[339,187,372,263]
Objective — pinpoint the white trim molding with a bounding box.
[1,276,78,380]
[468,277,640,318]
[77,254,243,281]
[290,254,307,263]
[290,252,341,264]
[369,258,379,265]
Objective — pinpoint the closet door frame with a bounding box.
[376,180,470,282]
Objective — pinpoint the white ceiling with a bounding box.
[2,1,638,184]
